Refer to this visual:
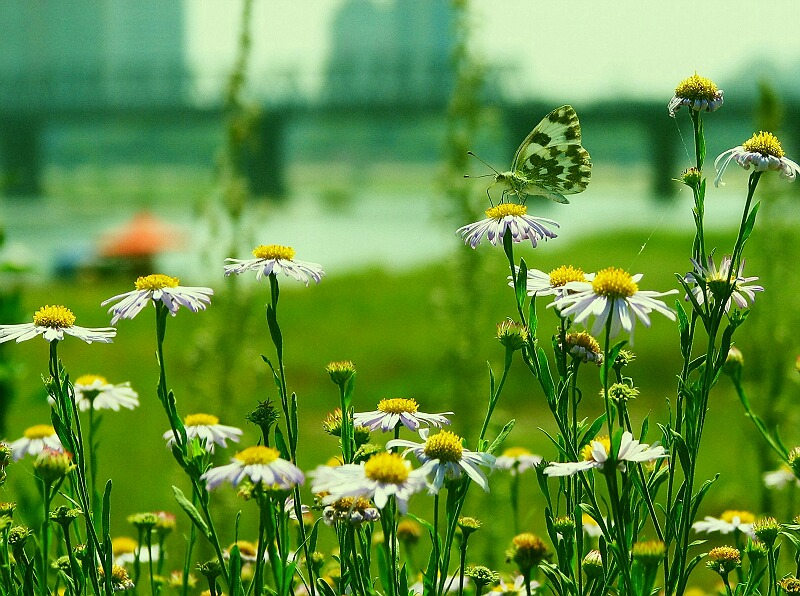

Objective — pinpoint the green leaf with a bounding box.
[599,340,626,387]
[266,304,284,359]
[283,561,298,589]
[376,542,391,595]
[740,201,761,245]
[537,347,555,402]
[227,545,242,596]
[316,577,337,596]
[690,474,719,521]
[515,258,528,309]
[102,480,113,540]
[308,518,322,553]
[275,428,290,461]
[529,295,539,338]
[172,486,210,537]
[670,431,691,474]
[674,300,691,358]
[580,414,607,450]
[487,419,515,454]
[399,563,409,596]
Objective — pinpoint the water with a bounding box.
[0,186,749,284]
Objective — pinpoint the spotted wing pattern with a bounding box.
[512,105,592,203]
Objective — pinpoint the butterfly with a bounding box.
[470,105,592,204]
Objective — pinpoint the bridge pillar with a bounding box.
[1,118,42,197]
[648,114,678,199]
[244,109,287,199]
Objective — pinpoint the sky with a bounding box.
[184,0,800,102]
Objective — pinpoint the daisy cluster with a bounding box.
[312,399,495,514]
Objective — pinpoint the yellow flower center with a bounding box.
[234,446,280,466]
[581,436,611,462]
[485,203,527,218]
[592,267,638,298]
[512,532,545,551]
[332,496,373,510]
[378,398,419,414]
[549,265,587,287]
[252,244,296,260]
[134,274,180,291]
[111,536,138,556]
[184,413,220,427]
[566,331,601,354]
[720,510,755,525]
[32,305,75,328]
[363,452,409,484]
[742,131,785,158]
[75,374,107,386]
[708,546,740,564]
[502,446,532,458]
[423,430,464,463]
[24,424,56,439]
[674,73,719,101]
[109,565,132,584]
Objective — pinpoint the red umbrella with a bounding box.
[99,211,185,258]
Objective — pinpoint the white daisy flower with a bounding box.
[310,452,427,514]
[714,131,800,187]
[763,465,800,490]
[223,540,266,563]
[685,255,763,313]
[457,203,558,249]
[353,398,452,433]
[582,513,603,538]
[102,274,213,325]
[693,510,755,537]
[510,265,594,299]
[552,267,677,344]
[489,575,541,595]
[668,73,723,117]
[224,244,324,285]
[71,375,139,412]
[112,537,160,566]
[9,424,63,461]
[543,432,667,477]
[495,447,542,476]
[386,428,496,493]
[201,446,304,491]
[0,305,116,345]
[163,413,242,454]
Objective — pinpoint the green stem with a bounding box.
[266,274,316,595]
[478,347,513,445]
[146,531,156,596]
[39,481,52,596]
[433,493,440,595]
[458,534,469,596]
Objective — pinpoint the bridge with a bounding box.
[2,68,797,199]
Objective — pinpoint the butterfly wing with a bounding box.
[512,105,592,203]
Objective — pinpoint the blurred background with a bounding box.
[1,0,799,577]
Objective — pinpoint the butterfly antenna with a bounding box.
[466,151,500,175]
